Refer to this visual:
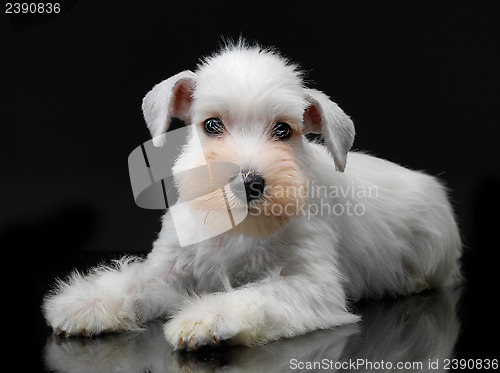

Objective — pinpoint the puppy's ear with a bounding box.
[142,70,197,146]
[303,88,355,172]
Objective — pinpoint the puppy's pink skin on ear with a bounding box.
[142,70,197,146]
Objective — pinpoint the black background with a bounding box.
[1,0,499,370]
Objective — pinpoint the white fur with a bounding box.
[43,43,462,350]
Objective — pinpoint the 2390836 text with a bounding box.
[5,2,60,14]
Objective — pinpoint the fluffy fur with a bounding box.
[43,42,462,350]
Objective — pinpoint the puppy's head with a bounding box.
[142,44,355,237]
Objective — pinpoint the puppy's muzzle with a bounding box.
[230,171,265,204]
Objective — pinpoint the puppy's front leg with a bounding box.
[43,257,183,336]
[165,274,358,350]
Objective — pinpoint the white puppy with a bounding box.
[43,43,462,350]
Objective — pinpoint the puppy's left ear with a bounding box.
[303,88,355,172]
[142,70,197,146]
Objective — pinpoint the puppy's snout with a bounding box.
[230,171,265,203]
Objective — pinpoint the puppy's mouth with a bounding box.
[223,168,308,237]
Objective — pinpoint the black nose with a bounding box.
[244,172,265,202]
[240,171,265,203]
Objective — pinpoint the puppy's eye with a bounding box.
[272,122,292,140]
[203,117,225,136]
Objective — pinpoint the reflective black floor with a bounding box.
[42,288,461,372]
[9,243,494,373]
[19,250,496,372]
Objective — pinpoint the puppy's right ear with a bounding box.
[142,70,197,146]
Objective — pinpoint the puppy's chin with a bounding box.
[230,213,291,237]
[234,190,308,237]
[181,183,308,238]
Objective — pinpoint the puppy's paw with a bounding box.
[43,273,138,336]
[164,306,246,351]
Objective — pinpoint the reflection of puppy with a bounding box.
[43,42,462,350]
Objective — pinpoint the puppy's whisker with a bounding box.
[266,196,279,204]
[206,194,217,202]
[204,211,211,225]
